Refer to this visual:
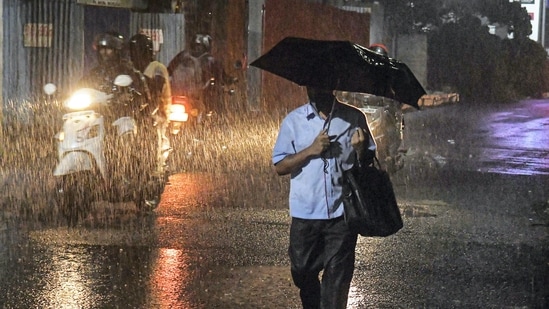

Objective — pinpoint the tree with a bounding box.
[379,0,532,38]
[477,0,532,39]
[427,0,546,102]
[364,0,546,101]
[379,0,444,35]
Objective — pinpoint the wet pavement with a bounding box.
[1,100,549,308]
[402,99,549,176]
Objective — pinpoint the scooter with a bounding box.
[46,75,181,226]
[335,91,406,174]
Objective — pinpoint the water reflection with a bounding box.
[476,101,549,175]
[0,227,197,308]
[484,102,549,150]
[40,246,94,309]
[347,236,378,307]
[148,248,192,308]
[8,242,154,308]
[0,171,219,308]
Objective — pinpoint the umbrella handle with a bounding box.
[325,97,337,133]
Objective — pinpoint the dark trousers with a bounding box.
[289,216,358,309]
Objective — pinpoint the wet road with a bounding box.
[403,99,549,175]
[0,173,292,308]
[1,100,548,308]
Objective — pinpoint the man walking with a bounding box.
[272,87,376,308]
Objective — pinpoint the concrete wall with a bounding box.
[397,34,428,92]
[369,1,386,47]
[261,0,370,111]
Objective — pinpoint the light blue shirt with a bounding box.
[272,101,375,220]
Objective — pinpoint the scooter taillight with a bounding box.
[172,96,188,105]
[169,96,189,123]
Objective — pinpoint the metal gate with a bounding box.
[2,0,185,109]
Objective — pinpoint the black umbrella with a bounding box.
[250,37,425,109]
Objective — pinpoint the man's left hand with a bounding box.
[351,128,366,159]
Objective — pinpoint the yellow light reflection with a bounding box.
[347,236,380,308]
[40,249,93,309]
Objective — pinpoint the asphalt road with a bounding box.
[402,99,549,176]
[1,99,548,308]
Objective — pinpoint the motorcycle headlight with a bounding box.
[65,90,92,110]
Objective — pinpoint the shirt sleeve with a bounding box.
[272,116,296,165]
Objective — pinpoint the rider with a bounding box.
[78,31,151,194]
[167,40,206,121]
[189,34,229,113]
[129,33,172,173]
[167,34,231,119]
[80,31,145,97]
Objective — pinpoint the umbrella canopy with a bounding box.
[250,37,425,108]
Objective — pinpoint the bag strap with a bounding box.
[373,156,383,170]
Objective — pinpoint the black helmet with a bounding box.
[94,31,124,51]
[369,43,389,57]
[129,33,154,70]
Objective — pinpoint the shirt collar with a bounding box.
[306,101,341,121]
[306,102,319,120]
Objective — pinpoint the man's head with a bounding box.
[129,33,154,72]
[307,87,335,112]
[191,34,212,57]
[94,32,124,64]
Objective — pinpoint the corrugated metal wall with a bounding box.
[3,0,84,102]
[2,0,185,107]
[130,12,186,67]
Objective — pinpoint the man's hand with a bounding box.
[274,129,330,176]
[309,129,330,156]
[351,128,366,159]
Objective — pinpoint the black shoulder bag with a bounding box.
[343,157,403,237]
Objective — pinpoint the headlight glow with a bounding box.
[65,91,92,110]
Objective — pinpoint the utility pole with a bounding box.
[0,0,3,139]
[542,0,546,48]
[247,1,265,110]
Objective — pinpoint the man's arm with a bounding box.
[274,129,330,176]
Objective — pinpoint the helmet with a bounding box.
[192,34,212,52]
[93,31,124,51]
[369,43,389,57]
[129,33,154,68]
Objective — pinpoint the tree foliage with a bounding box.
[428,14,546,102]
[379,0,444,35]
[379,0,532,38]
[477,0,532,39]
[379,0,546,102]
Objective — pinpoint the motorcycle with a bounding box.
[168,77,218,133]
[335,91,406,174]
[46,75,181,226]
